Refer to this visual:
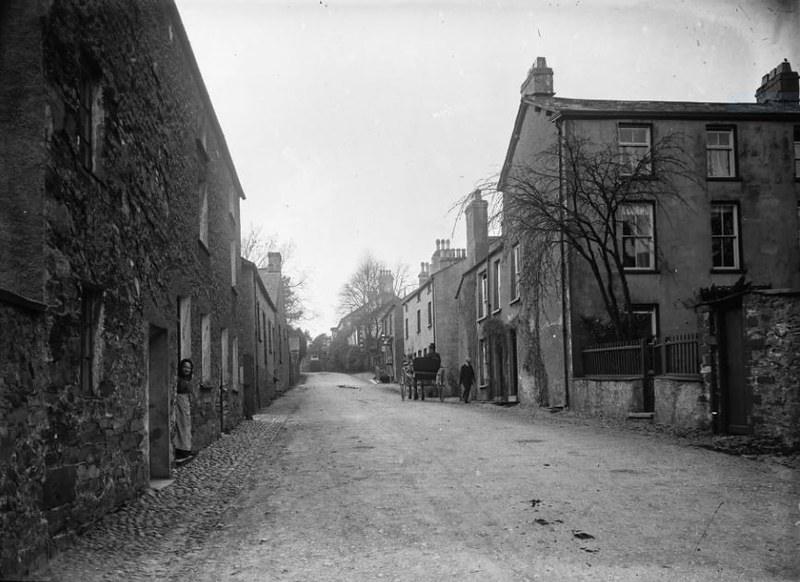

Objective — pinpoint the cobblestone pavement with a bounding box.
[25,413,290,581]
[25,372,800,581]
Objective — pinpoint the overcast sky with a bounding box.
[174,0,799,337]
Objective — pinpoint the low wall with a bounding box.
[571,377,643,420]
[653,376,710,431]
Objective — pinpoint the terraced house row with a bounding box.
[391,57,800,450]
[0,1,299,577]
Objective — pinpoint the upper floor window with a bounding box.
[620,203,655,271]
[793,126,800,179]
[711,202,741,270]
[510,244,520,301]
[706,127,736,178]
[477,271,488,319]
[618,124,651,174]
[78,60,102,172]
[416,309,421,333]
[491,259,501,313]
[404,317,409,339]
[230,241,237,287]
[427,301,432,327]
[199,184,209,247]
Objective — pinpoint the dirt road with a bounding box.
[172,372,798,581]
[29,371,799,581]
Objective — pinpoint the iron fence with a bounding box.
[581,333,700,377]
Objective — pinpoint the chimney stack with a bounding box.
[756,60,799,104]
[521,56,554,98]
[418,262,430,287]
[267,252,282,273]
[465,189,488,266]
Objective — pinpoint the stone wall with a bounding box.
[571,377,643,420]
[1,1,244,576]
[744,291,800,448]
[653,377,710,431]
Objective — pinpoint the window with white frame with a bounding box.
[510,244,520,301]
[477,271,488,319]
[618,124,651,174]
[491,259,501,312]
[711,202,740,270]
[201,314,211,383]
[621,203,655,270]
[706,127,736,178]
[630,304,659,338]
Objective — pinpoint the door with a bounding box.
[148,325,171,479]
[718,300,750,434]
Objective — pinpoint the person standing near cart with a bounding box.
[459,357,475,403]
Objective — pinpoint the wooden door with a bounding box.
[719,301,750,434]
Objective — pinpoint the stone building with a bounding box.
[258,253,294,396]
[0,1,248,575]
[402,239,467,394]
[497,57,800,438]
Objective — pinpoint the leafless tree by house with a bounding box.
[475,132,698,340]
[241,224,308,325]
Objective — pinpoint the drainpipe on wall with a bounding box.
[557,119,571,409]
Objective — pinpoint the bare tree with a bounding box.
[241,224,308,325]
[476,132,697,340]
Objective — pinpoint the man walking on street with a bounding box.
[459,357,475,403]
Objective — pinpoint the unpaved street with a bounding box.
[30,372,799,581]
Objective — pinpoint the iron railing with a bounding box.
[581,333,700,377]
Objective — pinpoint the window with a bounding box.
[221,328,229,385]
[707,127,736,178]
[427,301,432,328]
[229,187,236,219]
[510,244,520,301]
[618,124,651,174]
[199,184,208,247]
[711,202,740,270]
[479,339,488,386]
[491,259,501,312]
[416,309,421,333]
[178,296,192,360]
[268,320,273,354]
[80,286,103,395]
[230,242,237,287]
[794,126,800,179]
[621,203,655,270]
[201,314,211,382]
[630,304,658,338]
[78,60,101,172]
[477,271,488,319]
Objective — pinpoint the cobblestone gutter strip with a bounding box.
[26,417,287,582]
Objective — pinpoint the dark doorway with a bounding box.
[148,325,171,479]
[492,338,506,402]
[718,300,750,434]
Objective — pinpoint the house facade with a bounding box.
[499,57,800,439]
[402,240,467,393]
[0,1,250,575]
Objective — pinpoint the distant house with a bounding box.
[402,240,467,394]
[258,253,294,395]
[0,1,250,575]
[498,57,800,441]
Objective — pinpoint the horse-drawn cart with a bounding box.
[401,357,444,401]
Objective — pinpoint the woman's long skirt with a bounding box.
[174,393,192,452]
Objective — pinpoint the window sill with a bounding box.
[706,177,741,182]
[510,297,521,306]
[623,269,659,275]
[492,308,502,316]
[477,315,488,323]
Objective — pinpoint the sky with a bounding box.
[174,0,799,338]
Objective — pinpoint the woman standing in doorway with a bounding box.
[174,358,194,460]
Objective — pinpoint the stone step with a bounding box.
[627,412,654,420]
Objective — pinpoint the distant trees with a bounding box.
[479,131,697,340]
[241,224,308,325]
